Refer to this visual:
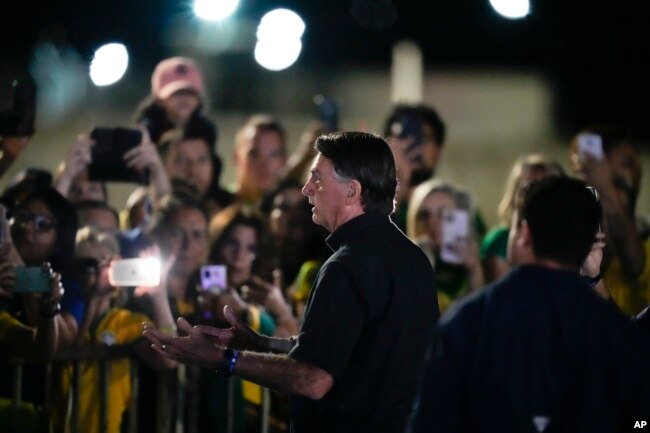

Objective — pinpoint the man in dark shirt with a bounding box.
[411,176,650,433]
[144,131,439,433]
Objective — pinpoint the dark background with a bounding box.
[2,0,649,139]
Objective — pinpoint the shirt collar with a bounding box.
[325,213,390,251]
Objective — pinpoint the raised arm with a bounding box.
[582,155,645,279]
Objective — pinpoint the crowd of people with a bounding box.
[1,55,649,433]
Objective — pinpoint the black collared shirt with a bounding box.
[289,213,438,433]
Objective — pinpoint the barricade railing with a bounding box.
[6,341,274,433]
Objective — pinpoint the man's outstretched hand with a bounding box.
[196,305,267,352]
[143,316,225,370]
[142,305,267,370]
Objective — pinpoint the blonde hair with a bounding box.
[497,154,565,226]
[75,226,120,256]
[406,178,473,241]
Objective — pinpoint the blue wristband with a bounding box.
[582,273,601,288]
[216,349,240,376]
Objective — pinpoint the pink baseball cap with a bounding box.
[151,57,204,100]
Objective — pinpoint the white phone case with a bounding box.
[440,208,469,265]
[109,257,161,287]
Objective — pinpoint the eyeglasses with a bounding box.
[12,212,56,233]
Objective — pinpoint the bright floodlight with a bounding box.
[489,0,530,19]
[257,8,305,42]
[89,43,129,86]
[255,9,305,71]
[254,39,302,71]
[194,0,239,21]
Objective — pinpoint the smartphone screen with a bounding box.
[109,257,160,287]
[440,208,470,265]
[576,133,603,161]
[13,266,50,293]
[88,127,148,184]
[200,265,227,294]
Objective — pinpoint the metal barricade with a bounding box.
[6,346,278,433]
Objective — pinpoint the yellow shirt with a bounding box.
[0,311,21,344]
[53,308,150,433]
[604,240,650,316]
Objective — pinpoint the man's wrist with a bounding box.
[581,273,602,288]
[215,348,240,376]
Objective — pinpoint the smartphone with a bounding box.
[13,266,50,293]
[391,113,423,163]
[109,257,160,287]
[576,133,603,161]
[440,208,470,265]
[88,127,148,184]
[314,95,339,132]
[200,265,228,294]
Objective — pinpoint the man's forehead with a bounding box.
[311,153,332,172]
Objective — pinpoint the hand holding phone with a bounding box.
[440,208,470,265]
[314,95,339,132]
[391,113,423,164]
[13,266,50,293]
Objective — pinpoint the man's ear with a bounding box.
[346,180,362,204]
[517,220,533,249]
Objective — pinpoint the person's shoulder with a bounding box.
[349,218,431,262]
[439,286,491,329]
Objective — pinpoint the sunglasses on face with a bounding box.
[12,212,56,233]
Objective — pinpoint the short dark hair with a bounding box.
[147,191,209,239]
[158,119,217,159]
[516,176,601,268]
[75,200,119,227]
[383,104,446,147]
[315,132,397,216]
[236,114,287,153]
